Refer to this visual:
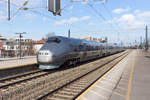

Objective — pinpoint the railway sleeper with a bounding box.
[46,97,67,100]
[69,84,87,88]
[55,91,77,96]
[67,85,85,90]
[51,94,73,99]
[62,88,81,93]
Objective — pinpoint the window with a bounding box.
[47,38,61,43]
[79,45,84,51]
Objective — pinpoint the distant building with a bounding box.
[0,35,35,57]
[0,35,7,42]
[79,37,93,41]
[0,35,48,57]
[34,38,47,53]
[0,35,7,57]
[79,36,107,43]
[0,42,3,56]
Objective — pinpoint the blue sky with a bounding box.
[0,0,150,45]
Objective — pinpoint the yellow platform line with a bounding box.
[126,52,135,100]
[76,55,127,100]
[80,96,88,100]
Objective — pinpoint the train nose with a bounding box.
[38,50,54,63]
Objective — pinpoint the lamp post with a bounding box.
[15,32,26,59]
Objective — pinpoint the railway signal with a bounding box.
[7,0,10,20]
[48,0,61,16]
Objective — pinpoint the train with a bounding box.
[37,36,124,69]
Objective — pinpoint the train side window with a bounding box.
[91,46,93,51]
[86,46,88,51]
[96,46,98,50]
[74,48,77,52]
[79,45,84,51]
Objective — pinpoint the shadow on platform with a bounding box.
[145,56,150,58]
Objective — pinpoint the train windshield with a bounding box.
[46,38,61,43]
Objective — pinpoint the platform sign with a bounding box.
[48,0,61,16]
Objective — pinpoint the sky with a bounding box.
[0,0,150,46]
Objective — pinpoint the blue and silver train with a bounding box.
[37,36,123,69]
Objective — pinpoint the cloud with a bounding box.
[69,6,73,10]
[55,16,90,25]
[134,10,141,14]
[88,22,94,26]
[112,7,130,14]
[42,17,47,21]
[118,14,144,28]
[108,11,150,29]
[24,13,37,20]
[0,11,6,20]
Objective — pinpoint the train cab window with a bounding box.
[47,38,61,43]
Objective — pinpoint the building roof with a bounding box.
[0,36,7,41]
[34,38,47,44]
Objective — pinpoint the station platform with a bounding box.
[76,50,150,100]
[0,56,37,70]
[0,56,35,61]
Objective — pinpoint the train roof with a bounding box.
[50,36,104,46]
[47,36,121,47]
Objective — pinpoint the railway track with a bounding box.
[0,69,50,89]
[36,52,128,100]
[0,51,129,100]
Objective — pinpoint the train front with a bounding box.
[37,36,68,69]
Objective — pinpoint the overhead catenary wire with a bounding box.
[26,1,91,36]
[87,3,107,21]
[87,2,118,31]
[101,3,122,38]
[8,0,31,20]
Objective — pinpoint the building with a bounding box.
[0,35,35,57]
[0,42,2,56]
[0,35,7,57]
[79,36,107,43]
[34,38,47,53]
[0,34,48,57]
